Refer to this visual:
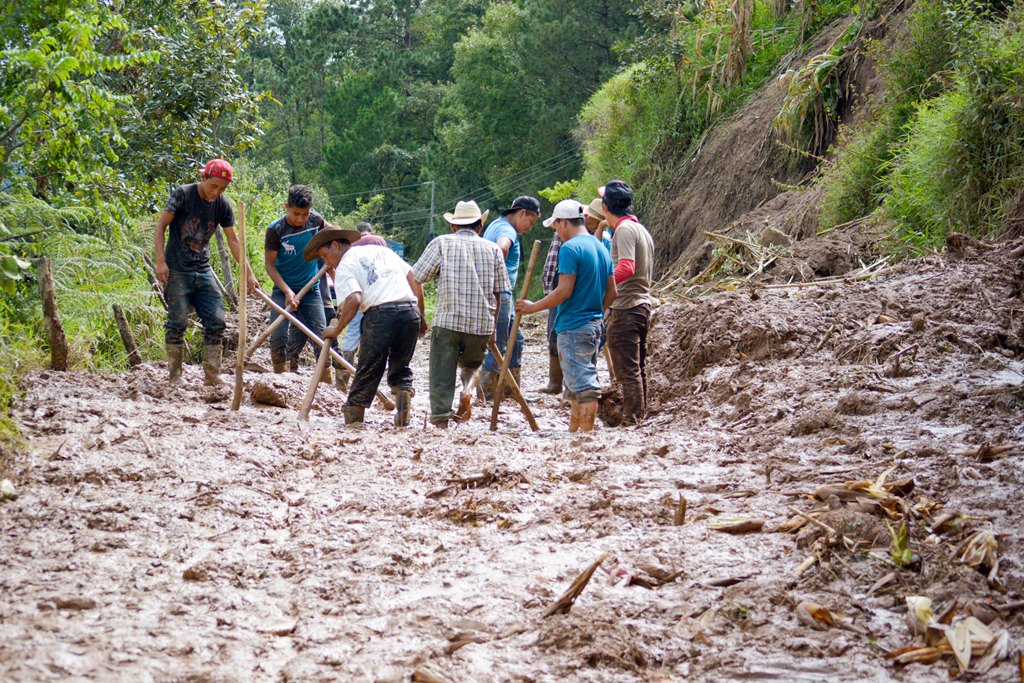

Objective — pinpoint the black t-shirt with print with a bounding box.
[164,183,234,273]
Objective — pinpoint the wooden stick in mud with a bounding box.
[487,341,538,431]
[298,338,332,420]
[490,240,541,431]
[112,304,142,367]
[245,263,330,359]
[254,288,395,411]
[231,201,247,411]
[36,257,69,371]
[543,554,608,617]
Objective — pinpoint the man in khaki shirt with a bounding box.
[602,180,655,423]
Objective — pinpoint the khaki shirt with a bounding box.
[610,218,654,309]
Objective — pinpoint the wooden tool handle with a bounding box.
[231,201,247,411]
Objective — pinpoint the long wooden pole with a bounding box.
[231,201,247,411]
[490,240,541,431]
[298,338,332,420]
[487,341,538,431]
[245,263,330,359]
[254,289,396,411]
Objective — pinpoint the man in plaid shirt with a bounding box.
[412,200,510,427]
[540,233,563,394]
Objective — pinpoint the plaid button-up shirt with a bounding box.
[542,236,562,294]
[413,229,511,336]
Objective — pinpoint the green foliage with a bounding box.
[538,180,582,204]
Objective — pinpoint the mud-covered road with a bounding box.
[2,240,1023,682]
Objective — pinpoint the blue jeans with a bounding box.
[164,269,225,346]
[482,292,524,371]
[341,308,363,354]
[557,319,602,403]
[270,286,326,363]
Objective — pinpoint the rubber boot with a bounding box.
[568,401,581,433]
[203,345,226,386]
[319,362,333,385]
[507,367,521,402]
[343,405,365,426]
[271,349,287,374]
[476,368,497,401]
[336,350,356,392]
[541,355,563,394]
[578,401,598,432]
[394,390,412,428]
[166,344,185,386]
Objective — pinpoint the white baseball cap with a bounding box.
[543,199,585,228]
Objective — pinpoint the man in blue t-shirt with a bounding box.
[477,195,540,401]
[515,200,616,432]
[264,185,330,376]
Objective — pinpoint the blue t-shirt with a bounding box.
[264,211,326,291]
[554,234,613,334]
[482,215,520,292]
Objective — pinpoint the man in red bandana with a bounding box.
[154,158,259,386]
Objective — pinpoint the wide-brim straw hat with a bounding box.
[585,197,605,221]
[303,226,363,261]
[443,200,489,226]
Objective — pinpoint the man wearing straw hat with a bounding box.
[307,227,424,427]
[412,200,510,428]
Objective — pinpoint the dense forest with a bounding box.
[2,0,1022,445]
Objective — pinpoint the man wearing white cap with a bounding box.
[515,200,616,432]
[412,200,511,427]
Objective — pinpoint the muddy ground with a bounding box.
[2,239,1023,682]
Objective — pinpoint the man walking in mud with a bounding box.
[412,200,510,428]
[309,227,424,428]
[516,200,616,432]
[154,158,259,386]
[264,184,331,378]
[601,180,655,424]
[476,196,541,401]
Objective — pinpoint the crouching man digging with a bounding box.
[306,227,425,427]
[516,200,616,432]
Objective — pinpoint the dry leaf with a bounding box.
[795,601,835,630]
[707,515,765,534]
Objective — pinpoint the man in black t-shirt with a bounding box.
[153,159,259,386]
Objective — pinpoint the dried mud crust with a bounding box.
[0,244,1023,682]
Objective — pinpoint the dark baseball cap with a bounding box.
[600,180,633,204]
[501,195,541,216]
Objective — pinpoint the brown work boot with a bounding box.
[166,344,185,386]
[455,392,472,422]
[476,368,496,401]
[541,355,562,394]
[202,345,226,386]
[578,401,598,432]
[319,362,333,385]
[270,349,287,374]
[568,401,581,433]
[394,390,412,428]
[343,405,365,426]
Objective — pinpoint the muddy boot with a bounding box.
[319,362,333,385]
[166,344,185,386]
[541,355,563,394]
[343,405,365,426]
[568,401,581,433]
[394,390,412,428]
[202,345,226,386]
[476,368,496,401]
[506,367,521,402]
[578,401,598,432]
[287,357,300,373]
[271,349,287,374]
[335,350,356,391]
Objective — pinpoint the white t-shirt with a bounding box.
[334,245,417,311]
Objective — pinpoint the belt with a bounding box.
[367,300,418,311]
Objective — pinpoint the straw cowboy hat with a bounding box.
[443,200,489,226]
[303,226,364,261]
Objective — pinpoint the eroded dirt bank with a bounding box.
[1,241,1023,682]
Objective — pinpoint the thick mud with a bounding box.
[1,241,1023,682]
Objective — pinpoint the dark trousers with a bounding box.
[428,326,489,423]
[607,304,651,423]
[164,269,225,346]
[347,302,420,408]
